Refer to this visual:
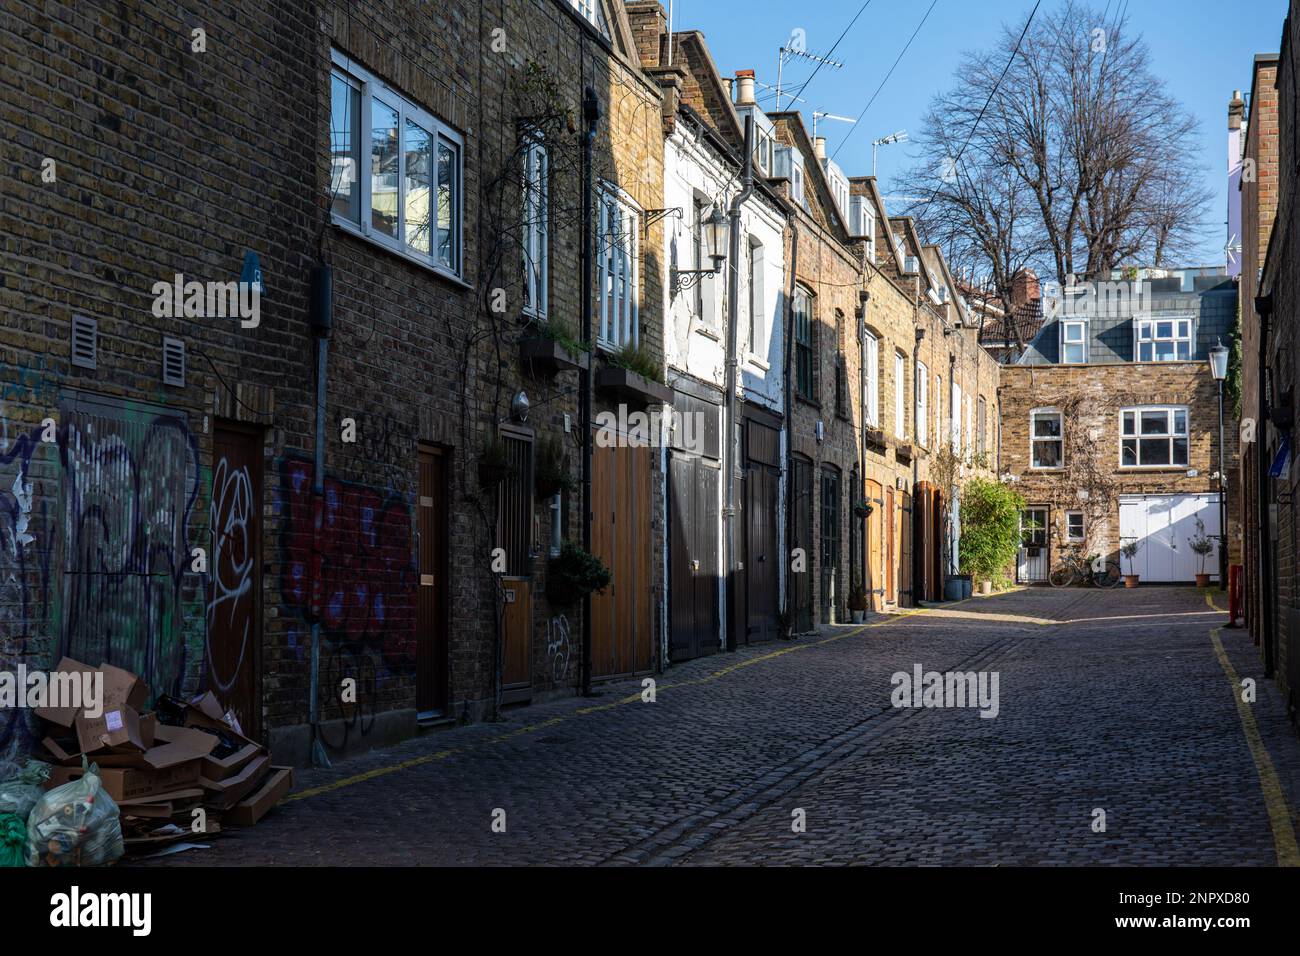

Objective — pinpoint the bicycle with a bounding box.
[1048,550,1122,589]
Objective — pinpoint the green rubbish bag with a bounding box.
[0,813,25,867]
[26,760,123,867]
[0,759,52,820]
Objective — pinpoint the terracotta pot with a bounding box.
[1195,573,1211,587]
[1124,575,1140,588]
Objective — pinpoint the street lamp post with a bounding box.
[1208,339,1230,591]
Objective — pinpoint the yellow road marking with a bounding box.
[287,605,938,803]
[1203,592,1300,866]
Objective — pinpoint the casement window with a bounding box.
[916,360,929,446]
[894,351,906,438]
[330,50,463,278]
[568,0,609,34]
[746,238,764,354]
[951,381,962,451]
[522,134,549,319]
[863,330,879,425]
[1030,409,1064,469]
[1121,406,1189,467]
[1135,317,1193,361]
[1060,318,1087,363]
[977,395,987,457]
[597,184,640,350]
[753,131,773,175]
[1065,510,1085,542]
[795,288,814,401]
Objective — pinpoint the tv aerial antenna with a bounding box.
[774,44,844,111]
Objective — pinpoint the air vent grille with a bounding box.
[71,315,97,369]
[162,337,185,387]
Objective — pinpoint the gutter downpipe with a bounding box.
[309,264,332,770]
[1257,295,1275,676]
[783,213,799,631]
[581,87,599,696]
[723,116,755,652]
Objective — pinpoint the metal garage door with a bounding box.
[1118,494,1221,583]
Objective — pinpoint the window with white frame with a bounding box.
[1030,409,1064,468]
[863,330,879,426]
[1134,317,1193,361]
[330,51,463,278]
[951,381,962,451]
[1121,406,1189,467]
[568,0,608,33]
[916,360,928,447]
[935,374,942,447]
[597,185,639,350]
[1065,510,1085,541]
[894,351,906,438]
[747,237,764,354]
[522,134,548,319]
[1060,318,1087,363]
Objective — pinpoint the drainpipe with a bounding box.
[783,214,799,628]
[723,116,755,651]
[1256,293,1275,676]
[858,291,871,595]
[581,86,599,696]
[912,327,925,600]
[308,262,333,769]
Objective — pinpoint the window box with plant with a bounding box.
[596,342,672,406]
[520,317,589,375]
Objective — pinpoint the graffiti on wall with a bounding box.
[0,400,200,762]
[280,457,416,722]
[206,455,255,697]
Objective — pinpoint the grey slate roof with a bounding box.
[1018,276,1237,365]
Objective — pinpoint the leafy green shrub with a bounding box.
[545,540,612,607]
[958,477,1024,583]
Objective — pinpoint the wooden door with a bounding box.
[417,447,449,715]
[885,487,896,604]
[208,423,263,739]
[791,457,815,632]
[498,433,533,703]
[591,442,653,678]
[669,455,720,661]
[865,478,883,611]
[900,491,913,607]
[746,464,779,642]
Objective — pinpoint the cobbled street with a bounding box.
[147,587,1300,866]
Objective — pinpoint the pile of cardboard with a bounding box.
[35,658,293,853]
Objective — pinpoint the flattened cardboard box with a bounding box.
[227,767,294,827]
[34,656,150,732]
[199,753,270,810]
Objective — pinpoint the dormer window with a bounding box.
[1060,318,1087,363]
[569,0,609,34]
[1135,318,1192,361]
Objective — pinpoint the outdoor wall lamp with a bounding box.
[670,204,728,296]
[1208,338,1229,381]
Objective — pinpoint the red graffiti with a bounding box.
[281,458,416,668]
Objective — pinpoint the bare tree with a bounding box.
[902,1,1210,304]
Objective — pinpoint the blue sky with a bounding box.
[672,0,1288,266]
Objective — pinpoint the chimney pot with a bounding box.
[735,69,756,106]
[814,136,826,160]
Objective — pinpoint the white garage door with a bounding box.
[1118,494,1221,583]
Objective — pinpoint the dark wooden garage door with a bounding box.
[669,454,720,661]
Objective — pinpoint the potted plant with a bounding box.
[848,586,868,624]
[957,476,1023,600]
[1188,516,1215,588]
[853,499,873,519]
[777,607,795,641]
[1121,539,1141,587]
[535,434,572,498]
[545,540,612,607]
[478,435,513,489]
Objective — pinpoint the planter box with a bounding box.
[865,428,887,448]
[595,366,672,406]
[895,442,915,463]
[520,337,589,375]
